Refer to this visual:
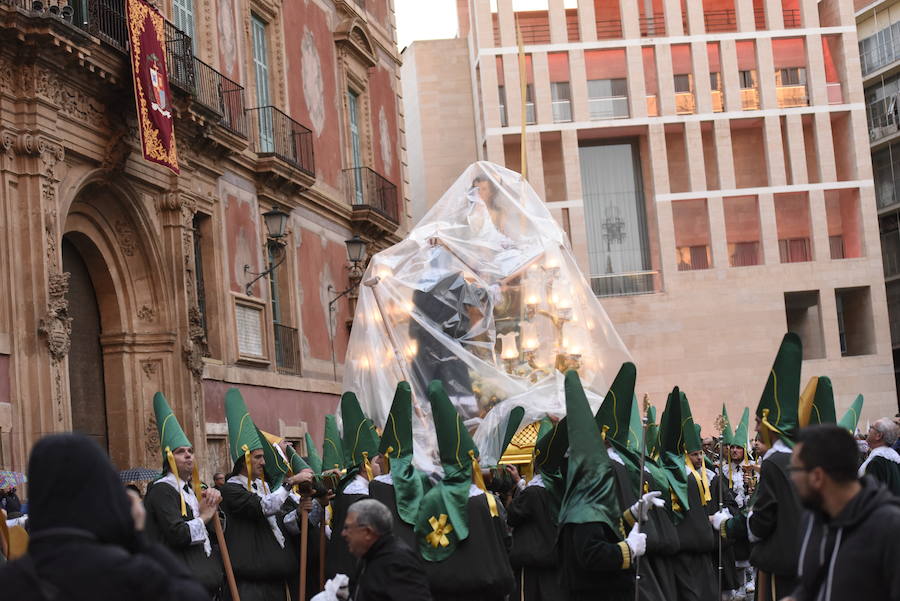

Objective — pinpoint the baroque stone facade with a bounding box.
[0,0,408,477]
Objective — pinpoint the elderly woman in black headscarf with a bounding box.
[0,433,210,601]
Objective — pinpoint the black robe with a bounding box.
[424,493,514,601]
[707,473,741,592]
[558,520,634,601]
[672,475,717,601]
[0,433,209,601]
[368,479,417,550]
[325,491,368,583]
[748,450,802,601]
[144,479,224,593]
[278,494,322,601]
[220,481,296,601]
[506,484,564,601]
[351,533,433,601]
[609,459,667,601]
[862,455,900,496]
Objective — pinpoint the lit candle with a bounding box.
[375,263,393,279]
[521,322,539,351]
[524,278,541,307]
[499,332,519,360]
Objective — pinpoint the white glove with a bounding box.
[629,490,665,522]
[625,523,647,559]
[311,574,350,601]
[709,508,733,531]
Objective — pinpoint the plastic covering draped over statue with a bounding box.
[342,162,631,471]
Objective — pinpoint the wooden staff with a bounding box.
[212,512,240,601]
[319,499,328,589]
[633,394,650,601]
[299,504,309,601]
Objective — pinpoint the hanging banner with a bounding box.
[126,0,179,174]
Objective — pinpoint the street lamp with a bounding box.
[328,234,369,380]
[243,204,291,296]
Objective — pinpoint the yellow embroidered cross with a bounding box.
[426,514,453,548]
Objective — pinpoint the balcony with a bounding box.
[741,88,760,110]
[639,13,665,37]
[345,166,400,236]
[552,99,572,122]
[273,323,301,375]
[869,110,900,144]
[860,37,900,77]
[675,92,696,115]
[247,106,315,177]
[776,84,808,108]
[711,90,724,112]
[590,271,657,298]
[588,97,629,120]
[1,0,128,51]
[595,18,623,40]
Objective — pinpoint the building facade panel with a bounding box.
[403,0,897,427]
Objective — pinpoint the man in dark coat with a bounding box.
[0,433,209,601]
[144,393,224,594]
[860,417,900,495]
[344,499,432,601]
[785,424,900,601]
[749,334,804,601]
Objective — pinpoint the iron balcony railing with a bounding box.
[344,166,399,223]
[247,106,315,176]
[590,271,657,298]
[164,19,194,92]
[273,323,301,375]
[84,0,127,51]
[193,57,247,137]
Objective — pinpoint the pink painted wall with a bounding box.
[723,195,762,243]
[772,38,807,69]
[643,48,659,95]
[594,0,621,22]
[673,199,712,247]
[224,193,262,295]
[203,380,337,450]
[707,43,722,73]
[586,49,628,79]
[671,44,693,75]
[283,1,343,190]
[774,193,812,240]
[368,65,402,187]
[548,52,570,83]
[216,0,244,85]
[298,229,351,362]
[736,41,758,71]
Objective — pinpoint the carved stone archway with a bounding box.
[62,180,179,469]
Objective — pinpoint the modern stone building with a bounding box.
[0,0,408,478]
[403,0,897,428]
[857,0,900,412]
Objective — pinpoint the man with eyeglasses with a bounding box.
[342,499,432,601]
[783,424,900,601]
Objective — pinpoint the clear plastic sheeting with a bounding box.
[342,161,631,470]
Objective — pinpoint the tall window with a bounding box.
[252,15,273,152]
[525,84,536,124]
[739,70,758,89]
[587,78,628,120]
[673,74,693,93]
[348,90,364,204]
[173,0,195,53]
[776,67,807,86]
[551,82,572,122]
[498,85,508,127]
[192,214,209,354]
[579,142,653,297]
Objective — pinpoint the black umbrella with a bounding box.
[118,468,160,483]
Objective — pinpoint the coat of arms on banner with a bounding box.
[147,53,171,119]
[126,0,179,173]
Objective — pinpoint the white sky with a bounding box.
[394,0,578,51]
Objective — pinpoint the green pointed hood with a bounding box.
[627,395,645,452]
[657,387,691,516]
[224,388,265,464]
[594,362,637,447]
[304,432,323,474]
[534,417,569,475]
[499,406,526,461]
[838,394,864,433]
[756,333,803,445]
[558,371,621,532]
[378,382,414,461]
[645,405,659,458]
[376,381,424,528]
[258,429,290,489]
[731,408,750,452]
[415,380,481,562]
[322,414,346,472]
[721,405,735,446]
[153,392,192,471]
[805,377,837,427]
[341,392,381,472]
[286,443,311,474]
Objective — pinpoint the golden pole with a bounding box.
[516,16,528,181]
